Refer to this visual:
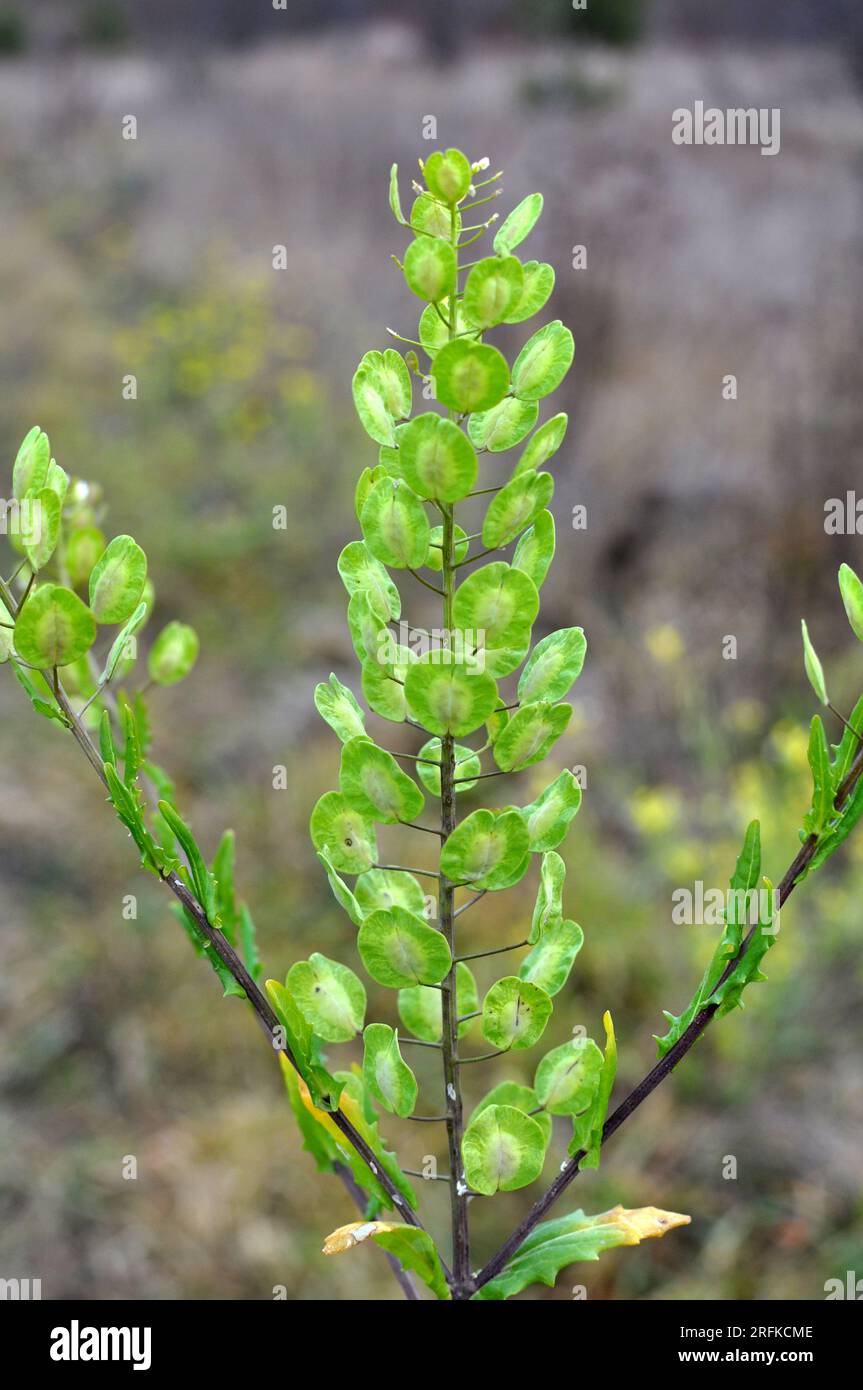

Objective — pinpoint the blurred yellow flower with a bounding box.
[644,623,684,666]
[629,785,682,835]
[725,698,765,734]
[769,720,810,772]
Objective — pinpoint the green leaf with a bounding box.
[441,808,531,891]
[494,193,544,256]
[397,413,478,503]
[570,1010,617,1169]
[803,715,833,837]
[22,487,61,572]
[12,427,50,499]
[468,396,539,454]
[462,1103,546,1195]
[404,654,499,736]
[362,1023,417,1117]
[355,867,427,918]
[267,982,344,1109]
[398,961,478,1043]
[361,476,430,569]
[14,584,97,667]
[416,737,480,795]
[403,235,457,303]
[530,850,566,942]
[431,339,510,414]
[10,659,70,725]
[358,908,451,988]
[514,412,568,476]
[838,562,863,642]
[469,1081,552,1149]
[520,919,584,996]
[323,1220,450,1301]
[315,673,367,743]
[519,627,586,704]
[493,701,572,772]
[482,470,554,547]
[339,737,425,824]
[474,1202,690,1301]
[512,509,555,590]
[512,320,574,401]
[280,1055,340,1173]
[99,600,147,686]
[157,798,217,921]
[287,952,366,1043]
[504,260,555,324]
[338,541,401,621]
[482,976,553,1051]
[89,535,148,624]
[535,1036,603,1116]
[388,162,407,225]
[800,619,828,705]
[462,255,525,329]
[239,902,262,982]
[423,146,472,204]
[520,770,583,852]
[309,790,378,875]
[453,561,539,678]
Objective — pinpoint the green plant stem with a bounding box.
[473,736,863,1295]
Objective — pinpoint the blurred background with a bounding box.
[2,0,863,1301]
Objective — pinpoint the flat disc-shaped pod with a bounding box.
[397,413,477,502]
[505,260,555,324]
[493,700,572,772]
[23,487,61,572]
[432,339,510,414]
[518,627,586,704]
[482,470,554,549]
[398,961,478,1043]
[512,510,555,591]
[347,588,389,664]
[89,535,147,624]
[468,396,538,454]
[418,298,457,359]
[410,192,461,240]
[512,320,574,402]
[416,737,481,796]
[287,952,366,1043]
[425,522,469,572]
[519,919,584,997]
[339,737,425,825]
[403,235,457,303]
[362,1024,418,1118]
[352,350,411,447]
[440,807,530,892]
[514,412,568,476]
[309,790,378,875]
[338,541,401,622]
[494,192,544,256]
[423,147,472,204]
[452,562,539,678]
[462,255,524,329]
[361,642,416,723]
[13,584,96,667]
[314,669,364,745]
[481,976,553,1051]
[404,654,499,737]
[520,769,583,852]
[530,850,567,942]
[358,907,451,988]
[317,849,365,927]
[534,1037,604,1116]
[462,1103,546,1195]
[469,1081,552,1149]
[355,867,427,917]
[361,477,430,569]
